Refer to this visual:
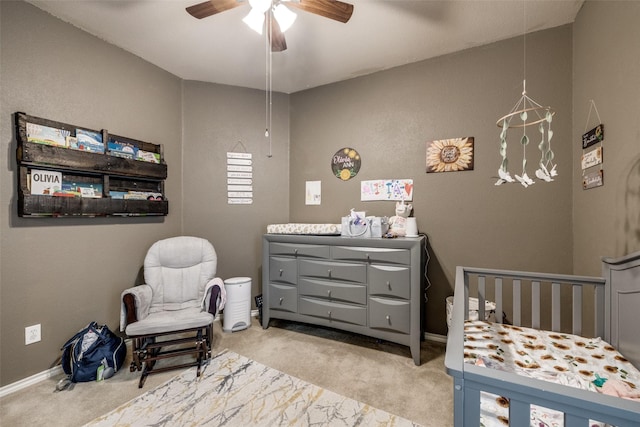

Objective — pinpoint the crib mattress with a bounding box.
[266,223,341,235]
[464,320,640,426]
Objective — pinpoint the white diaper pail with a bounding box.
[222,277,252,332]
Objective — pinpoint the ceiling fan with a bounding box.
[186,0,354,52]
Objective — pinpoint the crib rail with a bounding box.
[445,266,640,427]
[455,266,606,337]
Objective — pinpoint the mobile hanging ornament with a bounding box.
[494,80,556,188]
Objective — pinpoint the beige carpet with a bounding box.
[1,318,453,426]
[85,349,421,426]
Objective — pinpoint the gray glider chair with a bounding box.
[120,236,224,388]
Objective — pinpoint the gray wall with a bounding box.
[0,2,183,385]
[181,81,290,296]
[289,25,574,336]
[0,1,290,386]
[572,1,640,276]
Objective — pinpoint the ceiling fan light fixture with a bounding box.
[273,4,297,33]
[243,8,265,34]
[248,0,272,14]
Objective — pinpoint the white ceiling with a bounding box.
[27,0,584,94]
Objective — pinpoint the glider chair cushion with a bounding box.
[120,236,222,388]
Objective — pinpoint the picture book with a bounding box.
[60,182,103,198]
[136,149,160,163]
[107,139,138,159]
[124,191,163,201]
[30,169,62,195]
[26,123,69,147]
[109,191,128,200]
[75,129,104,153]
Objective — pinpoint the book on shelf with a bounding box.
[109,191,127,200]
[26,123,69,147]
[124,191,163,201]
[107,139,138,159]
[110,191,163,201]
[30,169,62,195]
[58,182,103,198]
[66,136,78,150]
[75,128,104,153]
[136,149,160,163]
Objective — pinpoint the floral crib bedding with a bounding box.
[463,320,640,427]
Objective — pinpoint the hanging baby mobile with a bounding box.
[495,80,556,188]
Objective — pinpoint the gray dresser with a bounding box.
[262,234,426,365]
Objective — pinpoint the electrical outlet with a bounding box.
[25,324,41,345]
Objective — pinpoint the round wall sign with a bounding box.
[331,147,361,181]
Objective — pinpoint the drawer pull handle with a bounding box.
[294,249,298,255]
[327,311,332,317]
[279,297,284,305]
[327,269,332,278]
[386,315,391,322]
[327,290,331,297]
[279,269,283,276]
[386,281,391,289]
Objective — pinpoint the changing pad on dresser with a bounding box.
[267,223,341,235]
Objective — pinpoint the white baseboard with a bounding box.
[0,365,63,398]
[1,310,422,398]
[424,332,447,344]
[1,309,261,397]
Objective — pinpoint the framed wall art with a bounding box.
[331,147,361,181]
[426,137,474,173]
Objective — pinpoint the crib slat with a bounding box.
[463,384,481,427]
[509,400,530,426]
[495,277,503,323]
[564,412,588,427]
[572,284,582,335]
[513,279,521,325]
[552,282,561,332]
[532,281,541,329]
[478,276,486,321]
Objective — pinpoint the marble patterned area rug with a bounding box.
[85,349,421,426]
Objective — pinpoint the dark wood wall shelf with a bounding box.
[15,112,168,218]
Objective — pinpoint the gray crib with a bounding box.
[445,251,640,427]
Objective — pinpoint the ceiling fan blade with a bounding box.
[269,13,287,52]
[287,0,354,23]
[186,0,242,19]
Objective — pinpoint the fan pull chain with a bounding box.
[265,7,273,158]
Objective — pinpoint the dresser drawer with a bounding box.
[269,242,330,259]
[369,265,411,299]
[269,256,298,285]
[298,259,366,283]
[268,284,297,313]
[299,297,367,326]
[332,246,410,265]
[369,297,411,334]
[299,278,367,305]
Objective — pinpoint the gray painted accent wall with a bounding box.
[572,1,640,276]
[0,2,184,385]
[181,81,290,298]
[289,25,574,336]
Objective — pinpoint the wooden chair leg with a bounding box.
[130,337,143,372]
[130,325,214,387]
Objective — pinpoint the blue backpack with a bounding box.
[61,321,126,383]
